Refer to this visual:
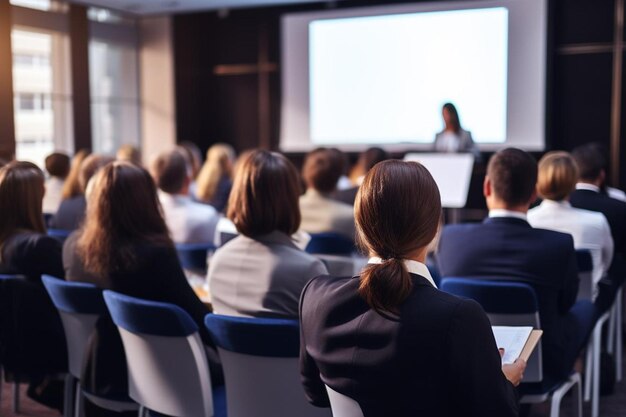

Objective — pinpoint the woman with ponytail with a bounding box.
[299,160,525,417]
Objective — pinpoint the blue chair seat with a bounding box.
[305,233,355,256]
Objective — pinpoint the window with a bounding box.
[12,28,73,167]
[89,12,140,155]
[10,0,67,12]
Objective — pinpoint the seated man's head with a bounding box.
[150,148,190,196]
[302,148,343,194]
[537,151,578,202]
[572,143,606,187]
[45,152,70,179]
[484,148,537,212]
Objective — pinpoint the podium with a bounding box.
[404,153,475,222]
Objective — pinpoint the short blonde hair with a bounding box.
[537,151,579,201]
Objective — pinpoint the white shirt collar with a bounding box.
[367,257,437,288]
[576,183,601,193]
[540,199,571,209]
[488,209,528,221]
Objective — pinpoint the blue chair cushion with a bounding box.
[204,314,300,357]
[42,275,107,315]
[575,249,593,273]
[305,233,355,256]
[103,291,198,337]
[440,277,539,314]
[176,243,216,271]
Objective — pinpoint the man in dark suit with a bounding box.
[570,144,626,309]
[437,148,595,382]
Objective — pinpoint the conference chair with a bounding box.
[42,276,138,417]
[0,274,68,415]
[175,242,216,274]
[48,228,72,244]
[103,291,225,417]
[575,249,611,417]
[305,232,355,256]
[204,314,331,417]
[325,385,364,417]
[607,286,623,382]
[440,278,582,417]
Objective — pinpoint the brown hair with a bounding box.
[572,143,606,182]
[349,147,390,183]
[537,152,579,201]
[487,148,538,206]
[356,160,441,313]
[150,149,189,194]
[196,143,235,203]
[302,148,343,193]
[227,150,301,238]
[79,155,115,194]
[77,162,172,277]
[62,149,90,199]
[45,152,70,178]
[442,102,462,133]
[0,161,46,253]
[178,141,203,179]
[116,144,142,166]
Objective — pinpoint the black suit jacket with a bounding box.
[570,188,626,257]
[50,196,87,230]
[0,232,65,281]
[437,217,579,380]
[300,273,519,417]
[331,186,359,206]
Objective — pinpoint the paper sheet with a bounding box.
[492,326,533,365]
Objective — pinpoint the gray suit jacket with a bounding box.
[433,129,481,159]
[207,231,328,318]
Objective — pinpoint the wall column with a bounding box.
[69,4,92,152]
[0,0,16,160]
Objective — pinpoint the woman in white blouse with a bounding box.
[528,151,613,290]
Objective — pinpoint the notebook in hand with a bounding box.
[492,326,543,364]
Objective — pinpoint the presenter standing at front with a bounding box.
[433,102,480,159]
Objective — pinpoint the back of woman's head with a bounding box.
[78,162,171,276]
[227,149,301,238]
[0,161,46,245]
[537,151,579,201]
[116,144,142,166]
[351,147,389,183]
[196,143,236,202]
[356,160,442,313]
[62,149,90,199]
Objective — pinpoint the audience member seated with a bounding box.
[0,161,67,410]
[0,161,64,281]
[116,143,142,166]
[300,160,524,416]
[195,143,235,212]
[50,154,113,231]
[60,149,89,201]
[208,150,328,318]
[299,148,355,238]
[528,152,613,292]
[179,140,203,186]
[63,162,223,406]
[333,147,389,205]
[329,147,352,190]
[151,148,220,244]
[437,148,595,382]
[42,152,70,214]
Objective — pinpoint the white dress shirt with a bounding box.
[575,183,601,193]
[488,209,528,221]
[158,191,221,244]
[43,177,65,214]
[528,199,614,287]
[368,257,437,288]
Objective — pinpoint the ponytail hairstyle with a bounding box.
[355,160,442,313]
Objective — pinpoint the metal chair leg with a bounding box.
[74,382,85,417]
[12,382,20,414]
[64,375,74,417]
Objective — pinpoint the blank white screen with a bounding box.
[281,0,547,152]
[310,8,508,145]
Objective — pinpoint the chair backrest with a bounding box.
[47,228,72,243]
[325,385,364,417]
[175,242,216,273]
[575,249,594,301]
[305,233,355,256]
[103,291,214,417]
[440,277,543,382]
[42,275,106,379]
[204,314,330,417]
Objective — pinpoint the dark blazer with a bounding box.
[300,273,519,417]
[437,217,580,380]
[210,176,232,213]
[63,235,221,397]
[570,188,626,257]
[50,196,87,230]
[0,232,65,281]
[331,186,359,206]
